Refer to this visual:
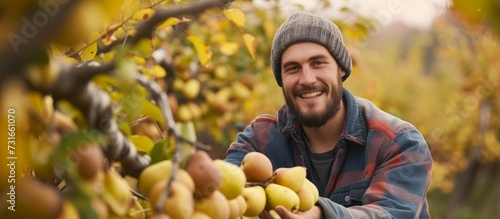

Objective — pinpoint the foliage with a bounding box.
[2,0,500,218]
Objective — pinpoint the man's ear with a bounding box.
[338,66,346,78]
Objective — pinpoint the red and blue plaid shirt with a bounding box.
[225,88,433,219]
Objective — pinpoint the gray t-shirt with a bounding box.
[303,133,338,196]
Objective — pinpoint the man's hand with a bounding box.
[259,205,323,219]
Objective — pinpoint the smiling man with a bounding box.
[225,11,433,219]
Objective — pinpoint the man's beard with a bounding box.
[284,76,343,128]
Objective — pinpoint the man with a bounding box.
[224,11,433,219]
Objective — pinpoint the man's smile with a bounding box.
[299,91,324,98]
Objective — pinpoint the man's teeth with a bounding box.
[300,91,323,98]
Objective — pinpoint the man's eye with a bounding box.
[285,66,299,72]
[312,61,325,66]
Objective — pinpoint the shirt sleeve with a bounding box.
[317,197,391,219]
[224,115,275,166]
[318,129,432,219]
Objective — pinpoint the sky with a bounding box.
[254,0,451,29]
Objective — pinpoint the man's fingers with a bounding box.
[275,206,295,218]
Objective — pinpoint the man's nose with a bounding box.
[299,66,316,84]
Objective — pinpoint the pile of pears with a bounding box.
[138,151,319,219]
[240,152,319,217]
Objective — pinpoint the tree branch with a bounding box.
[17,0,236,179]
[98,0,234,54]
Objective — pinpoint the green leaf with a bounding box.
[117,59,137,86]
[175,122,197,168]
[67,189,98,219]
[141,100,165,124]
[149,140,171,165]
[134,38,153,58]
[120,84,147,122]
[340,7,350,12]
[129,135,154,153]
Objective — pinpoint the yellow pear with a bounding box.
[138,160,195,197]
[189,211,211,219]
[194,190,230,219]
[56,200,79,219]
[182,78,201,100]
[0,176,63,219]
[150,213,171,219]
[240,152,273,182]
[272,166,307,192]
[228,197,241,219]
[214,159,247,200]
[241,186,266,217]
[177,104,194,122]
[303,178,319,203]
[90,198,109,219]
[269,210,282,219]
[296,184,315,211]
[265,183,300,213]
[234,195,248,217]
[149,180,194,219]
[102,169,133,216]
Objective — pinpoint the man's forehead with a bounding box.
[281,42,333,62]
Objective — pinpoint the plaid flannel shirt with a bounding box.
[225,88,433,219]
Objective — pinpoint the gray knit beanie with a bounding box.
[271,11,352,87]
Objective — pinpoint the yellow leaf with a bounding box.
[132,54,146,65]
[129,135,155,153]
[187,35,212,66]
[141,100,165,124]
[151,65,166,78]
[79,32,100,61]
[131,8,155,21]
[223,8,246,28]
[219,42,239,56]
[157,17,180,29]
[243,33,256,59]
[49,43,71,58]
[63,57,79,64]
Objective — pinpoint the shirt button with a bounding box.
[344,195,350,203]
